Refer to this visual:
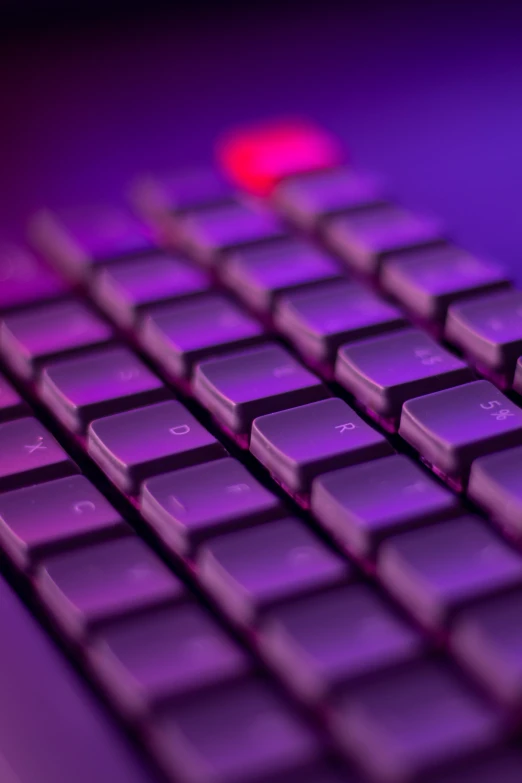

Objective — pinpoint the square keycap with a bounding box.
[378,516,522,630]
[0,375,27,422]
[0,242,68,312]
[399,380,522,483]
[468,446,522,538]
[250,397,392,495]
[193,343,327,438]
[131,167,231,219]
[274,280,406,366]
[311,455,459,560]
[198,517,349,626]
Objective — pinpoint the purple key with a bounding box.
[261,583,422,704]
[141,457,283,557]
[468,446,522,538]
[0,475,126,571]
[37,536,185,640]
[39,346,168,433]
[381,244,511,324]
[399,380,522,485]
[272,167,385,230]
[267,758,360,783]
[0,299,113,380]
[0,242,68,312]
[131,166,231,219]
[178,199,286,267]
[333,658,501,783]
[139,293,264,381]
[325,203,444,276]
[513,355,522,395]
[446,289,522,384]
[88,400,225,493]
[274,279,406,369]
[30,205,154,281]
[151,676,320,783]
[250,397,393,497]
[0,417,76,493]
[198,517,349,626]
[427,750,522,783]
[0,374,28,422]
[92,252,210,328]
[220,237,341,314]
[378,516,522,631]
[193,343,327,441]
[311,455,460,560]
[336,329,472,429]
[88,602,248,717]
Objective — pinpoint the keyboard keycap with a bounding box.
[140,294,264,382]
[261,584,422,703]
[0,374,27,422]
[0,299,113,380]
[220,237,341,314]
[131,166,231,219]
[311,455,459,560]
[381,244,511,325]
[332,658,501,783]
[274,280,406,368]
[378,516,522,631]
[250,397,393,496]
[89,602,248,716]
[468,446,522,538]
[0,475,126,571]
[0,417,76,493]
[39,346,167,433]
[0,242,67,312]
[152,676,320,783]
[88,400,225,493]
[399,380,522,485]
[141,458,283,557]
[92,252,210,328]
[336,329,472,429]
[426,750,522,783]
[198,517,349,626]
[513,355,522,395]
[193,343,327,440]
[37,536,184,640]
[325,203,443,276]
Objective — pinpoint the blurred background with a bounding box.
[2,0,522,279]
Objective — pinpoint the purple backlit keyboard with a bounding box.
[2,118,522,783]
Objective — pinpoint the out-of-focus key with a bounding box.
[141,458,283,558]
[39,346,168,433]
[468,446,522,538]
[89,602,248,717]
[92,252,210,328]
[399,380,522,486]
[513,356,522,396]
[0,242,68,312]
[446,289,522,386]
[131,166,232,219]
[193,343,327,443]
[275,280,406,370]
[311,455,460,560]
[220,237,342,315]
[426,750,522,783]
[151,676,321,783]
[272,167,385,230]
[325,203,443,276]
[381,244,511,326]
[0,299,113,380]
[0,475,126,571]
[250,397,393,498]
[0,417,76,493]
[139,293,264,383]
[336,329,472,431]
[332,658,501,783]
[88,400,225,493]
[37,536,184,640]
[261,583,422,704]
[198,517,349,626]
[378,516,522,631]
[0,374,28,422]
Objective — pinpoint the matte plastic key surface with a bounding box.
[378,515,522,631]
[250,397,393,496]
[0,242,68,311]
[39,346,168,433]
[399,380,522,483]
[468,446,522,537]
[198,517,349,626]
[0,475,126,571]
[131,166,232,220]
[140,293,264,381]
[311,455,460,560]
[88,399,225,493]
[0,374,27,422]
[141,457,283,557]
[426,749,522,783]
[0,299,113,380]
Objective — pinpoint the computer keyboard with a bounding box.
[1,117,522,782]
